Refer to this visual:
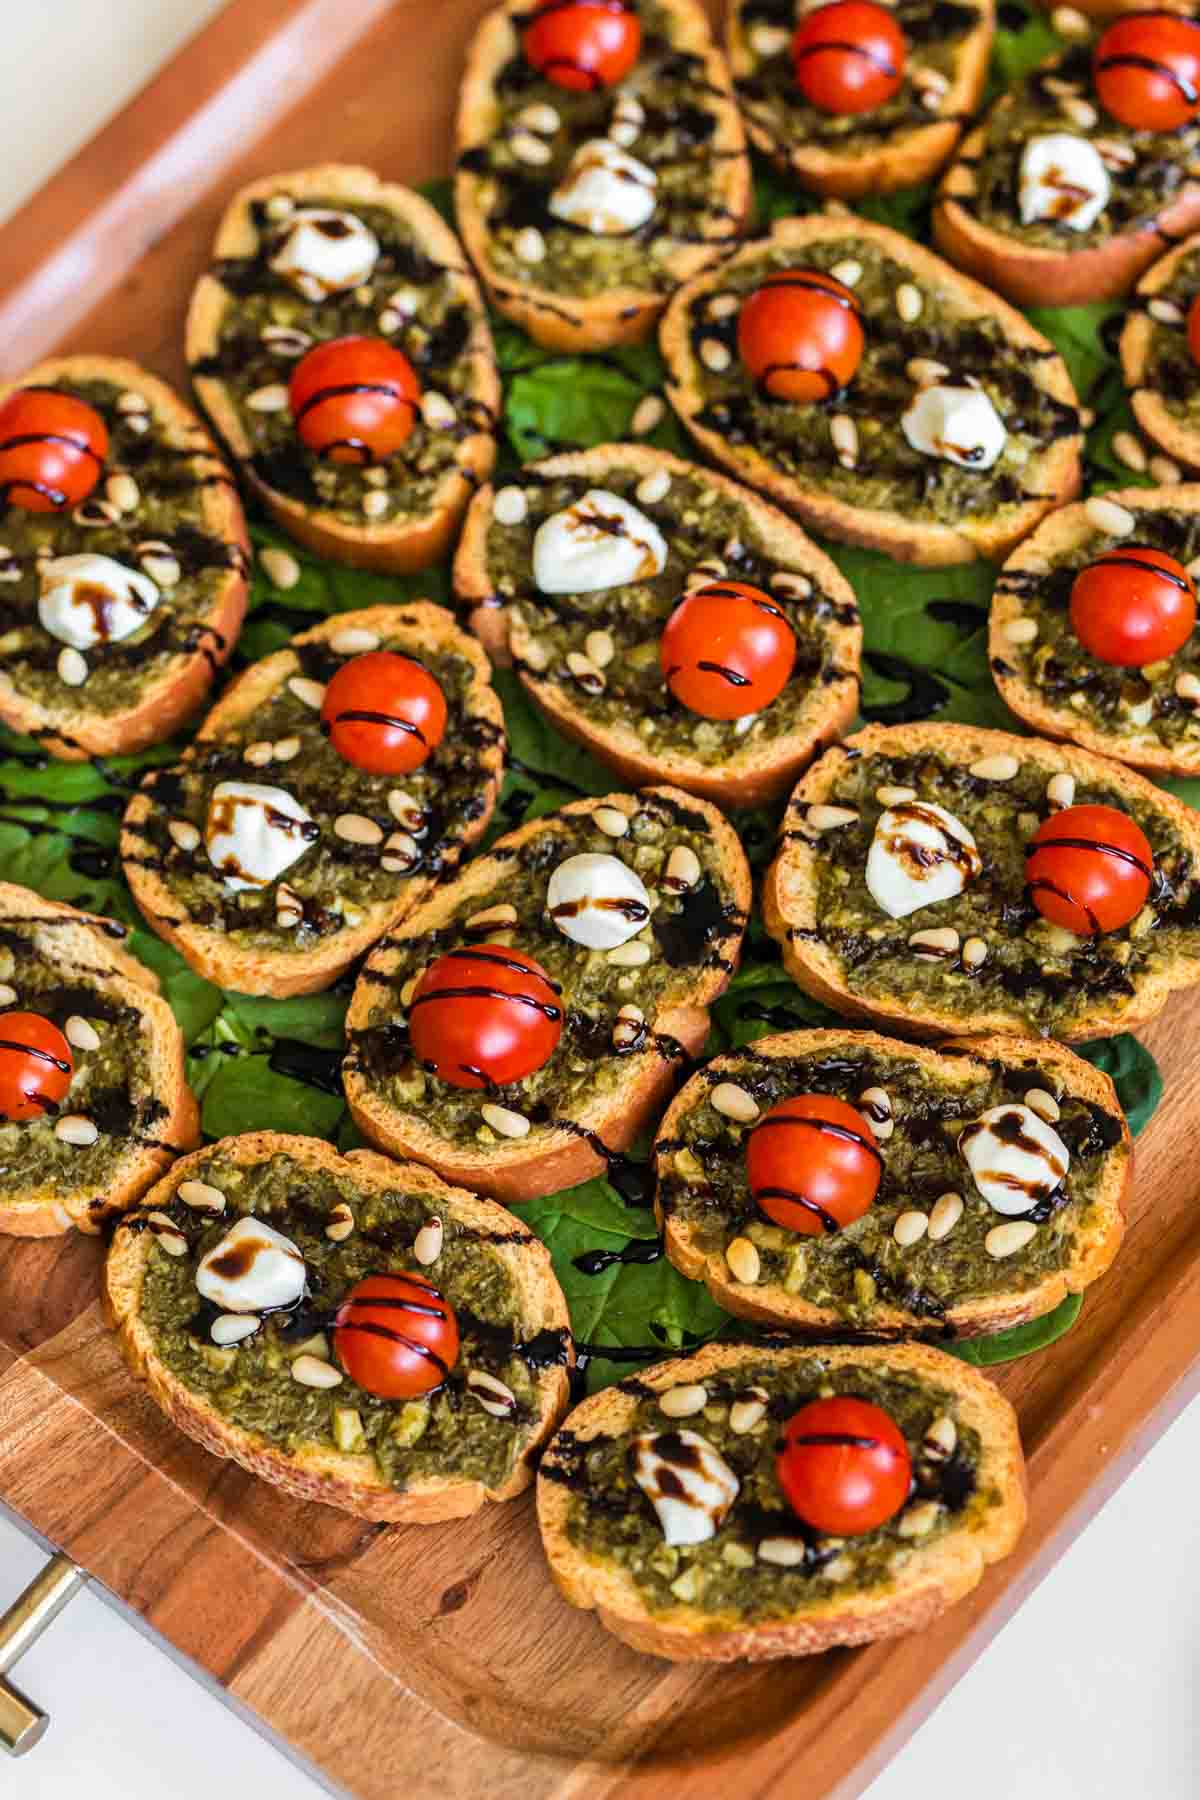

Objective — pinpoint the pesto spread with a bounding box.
[1131,242,1200,424]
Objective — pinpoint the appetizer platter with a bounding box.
[2,1,1200,1797]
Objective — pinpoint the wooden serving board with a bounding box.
[2,3,1200,1795]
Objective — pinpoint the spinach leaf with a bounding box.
[946,1292,1083,1367]
[1077,1035,1164,1138]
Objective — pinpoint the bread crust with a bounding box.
[660,216,1081,566]
[121,602,505,999]
[104,1132,572,1521]
[763,720,1200,1040]
[453,443,861,808]
[345,786,752,1204]
[186,166,499,572]
[0,355,248,760]
[656,1027,1129,1336]
[454,0,752,351]
[536,1339,1027,1661]
[1122,233,1200,472]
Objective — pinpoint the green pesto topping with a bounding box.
[1134,243,1200,425]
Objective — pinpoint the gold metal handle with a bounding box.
[0,1555,85,1756]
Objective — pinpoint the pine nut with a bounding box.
[288,676,326,708]
[711,1081,760,1123]
[1176,671,1200,705]
[140,551,181,587]
[893,1210,929,1247]
[585,629,615,668]
[243,741,274,767]
[859,1087,894,1139]
[1051,5,1090,37]
[1149,297,1185,325]
[700,338,732,372]
[1025,1087,1061,1122]
[61,1015,100,1054]
[329,626,380,656]
[969,753,1020,780]
[381,831,420,872]
[608,939,651,966]
[292,1355,343,1389]
[1112,431,1148,474]
[1061,95,1097,129]
[749,21,790,54]
[1005,617,1038,644]
[168,818,201,852]
[807,803,858,831]
[1085,496,1135,536]
[831,414,858,468]
[414,1217,444,1264]
[923,1414,958,1460]
[117,390,150,416]
[759,1537,808,1567]
[178,1180,227,1213]
[566,650,605,691]
[613,1003,645,1049]
[335,813,383,845]
[388,790,425,831]
[896,282,923,324]
[105,473,140,513]
[74,498,120,527]
[421,391,456,431]
[831,258,863,288]
[147,1212,188,1256]
[1150,454,1183,485]
[261,324,313,356]
[730,1389,768,1434]
[468,1369,518,1416]
[1094,137,1137,171]
[518,101,560,135]
[493,484,528,525]
[632,395,665,436]
[362,490,390,519]
[659,1383,707,1418]
[212,1314,259,1346]
[511,127,552,165]
[57,647,87,687]
[514,226,546,263]
[248,384,289,412]
[909,926,960,959]
[637,468,671,505]
[961,938,988,971]
[276,887,304,929]
[481,1102,531,1138]
[664,844,702,891]
[726,1235,761,1283]
[265,194,295,219]
[986,1220,1038,1258]
[326,1203,355,1242]
[54,1113,97,1147]
[593,804,629,837]
[770,571,812,599]
[876,784,916,805]
[898,1500,941,1538]
[0,985,15,1005]
[273,736,302,762]
[907,357,950,386]
[467,903,518,930]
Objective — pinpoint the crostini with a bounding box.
[453,444,861,808]
[455,0,752,351]
[537,1339,1026,1660]
[105,1132,572,1522]
[344,786,751,1205]
[187,165,499,571]
[121,603,504,999]
[1121,230,1200,474]
[660,216,1081,566]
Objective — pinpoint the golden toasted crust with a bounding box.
[536,1339,1027,1661]
[104,1132,572,1521]
[0,356,248,760]
[186,165,498,571]
[656,1028,1129,1336]
[345,786,752,1204]
[453,443,861,808]
[1122,234,1200,472]
[454,0,752,351]
[660,216,1081,566]
[763,720,1200,1040]
[120,602,505,999]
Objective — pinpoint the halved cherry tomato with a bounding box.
[746,1094,881,1238]
[333,1272,460,1399]
[1190,292,1200,367]
[778,1397,912,1536]
[1094,13,1200,132]
[1069,545,1196,667]
[791,0,907,115]
[522,0,642,91]
[660,581,797,721]
[408,945,563,1089]
[1026,803,1154,937]
[289,336,420,465]
[0,388,109,513]
[321,650,447,775]
[736,270,864,403]
[0,1013,74,1122]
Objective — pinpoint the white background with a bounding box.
[0,4,1196,1797]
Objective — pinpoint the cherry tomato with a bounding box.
[0,388,109,513]
[289,337,420,465]
[1094,13,1200,132]
[1190,292,1200,367]
[737,270,864,403]
[659,582,797,721]
[522,0,642,91]
[777,1397,912,1536]
[0,1012,74,1122]
[1026,804,1154,937]
[333,1272,460,1399]
[746,1094,881,1238]
[321,650,447,776]
[791,0,907,115]
[1069,545,1196,667]
[408,945,563,1089]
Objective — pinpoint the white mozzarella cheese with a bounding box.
[205,781,318,892]
[269,208,380,301]
[901,385,1008,471]
[959,1103,1071,1216]
[532,489,667,594]
[546,851,652,949]
[38,554,159,650]
[865,800,981,919]
[1019,133,1110,232]
[195,1216,307,1313]
[548,139,657,235]
[630,1429,740,1546]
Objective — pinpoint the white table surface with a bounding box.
[0,4,1196,1796]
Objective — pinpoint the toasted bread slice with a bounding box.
[454,0,751,352]
[660,216,1081,566]
[655,1028,1128,1338]
[453,444,861,808]
[121,602,504,999]
[345,786,751,1205]
[187,165,498,572]
[0,883,198,1238]
[537,1339,1026,1661]
[0,355,248,760]
[764,720,1200,1040]
[104,1132,572,1522]
[1122,233,1200,474]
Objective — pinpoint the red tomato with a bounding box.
[522,0,642,90]
[659,582,797,721]
[333,1272,460,1399]
[1094,13,1200,132]
[1026,804,1154,937]
[736,270,865,403]
[1190,292,1200,367]
[777,1397,912,1536]
[0,388,109,513]
[791,0,907,115]
[321,651,447,776]
[746,1094,881,1238]
[289,337,421,465]
[1069,545,1196,667]
[0,1013,74,1122]
[408,945,564,1089]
